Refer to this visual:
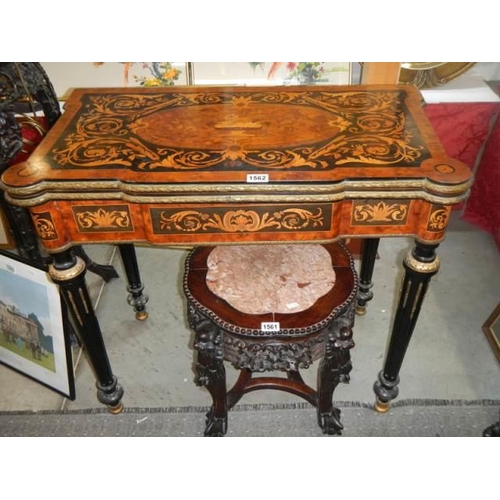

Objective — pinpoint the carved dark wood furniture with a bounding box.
[183,242,358,436]
[0,85,472,414]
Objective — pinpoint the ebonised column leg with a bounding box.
[118,244,149,321]
[356,238,380,315]
[189,305,227,437]
[373,241,439,412]
[48,248,124,413]
[317,305,355,435]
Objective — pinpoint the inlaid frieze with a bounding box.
[351,200,409,226]
[32,212,58,240]
[72,205,133,232]
[150,205,329,235]
[426,205,451,232]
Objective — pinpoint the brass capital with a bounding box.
[48,256,86,282]
[404,251,440,274]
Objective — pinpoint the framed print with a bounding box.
[483,302,500,362]
[0,208,15,249]
[0,250,75,399]
[40,62,188,99]
[191,62,352,86]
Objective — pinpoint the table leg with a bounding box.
[189,305,228,437]
[48,248,124,413]
[317,308,355,435]
[356,237,380,315]
[118,244,149,320]
[373,241,440,412]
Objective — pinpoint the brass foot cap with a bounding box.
[374,399,390,413]
[355,305,367,316]
[107,402,124,414]
[136,310,149,321]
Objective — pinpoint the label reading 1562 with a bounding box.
[261,322,280,332]
[247,174,269,183]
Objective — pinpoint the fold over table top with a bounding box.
[2,84,472,207]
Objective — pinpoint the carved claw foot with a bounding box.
[318,408,343,436]
[204,408,228,437]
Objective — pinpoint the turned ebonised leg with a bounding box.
[356,238,380,315]
[118,244,149,320]
[189,305,227,436]
[373,241,439,412]
[317,305,355,435]
[48,248,124,413]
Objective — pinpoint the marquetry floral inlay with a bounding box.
[32,214,57,239]
[157,208,324,234]
[50,90,427,172]
[74,207,131,230]
[353,201,408,224]
[427,206,450,231]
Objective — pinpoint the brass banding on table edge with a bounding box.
[1,176,473,200]
[4,186,472,208]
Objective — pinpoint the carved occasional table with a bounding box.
[0,85,472,414]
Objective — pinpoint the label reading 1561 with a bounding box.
[247,174,269,183]
[261,322,280,332]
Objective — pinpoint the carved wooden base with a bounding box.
[192,309,228,436]
[317,311,355,435]
[184,243,358,436]
[190,304,356,436]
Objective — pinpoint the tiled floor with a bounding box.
[1,213,499,422]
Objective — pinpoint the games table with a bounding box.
[0,85,472,413]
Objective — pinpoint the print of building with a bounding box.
[0,299,42,359]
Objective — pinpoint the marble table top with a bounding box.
[206,244,336,314]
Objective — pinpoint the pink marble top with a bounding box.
[206,245,336,314]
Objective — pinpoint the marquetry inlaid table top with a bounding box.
[1,84,473,251]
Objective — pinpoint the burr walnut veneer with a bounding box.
[0,85,472,414]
